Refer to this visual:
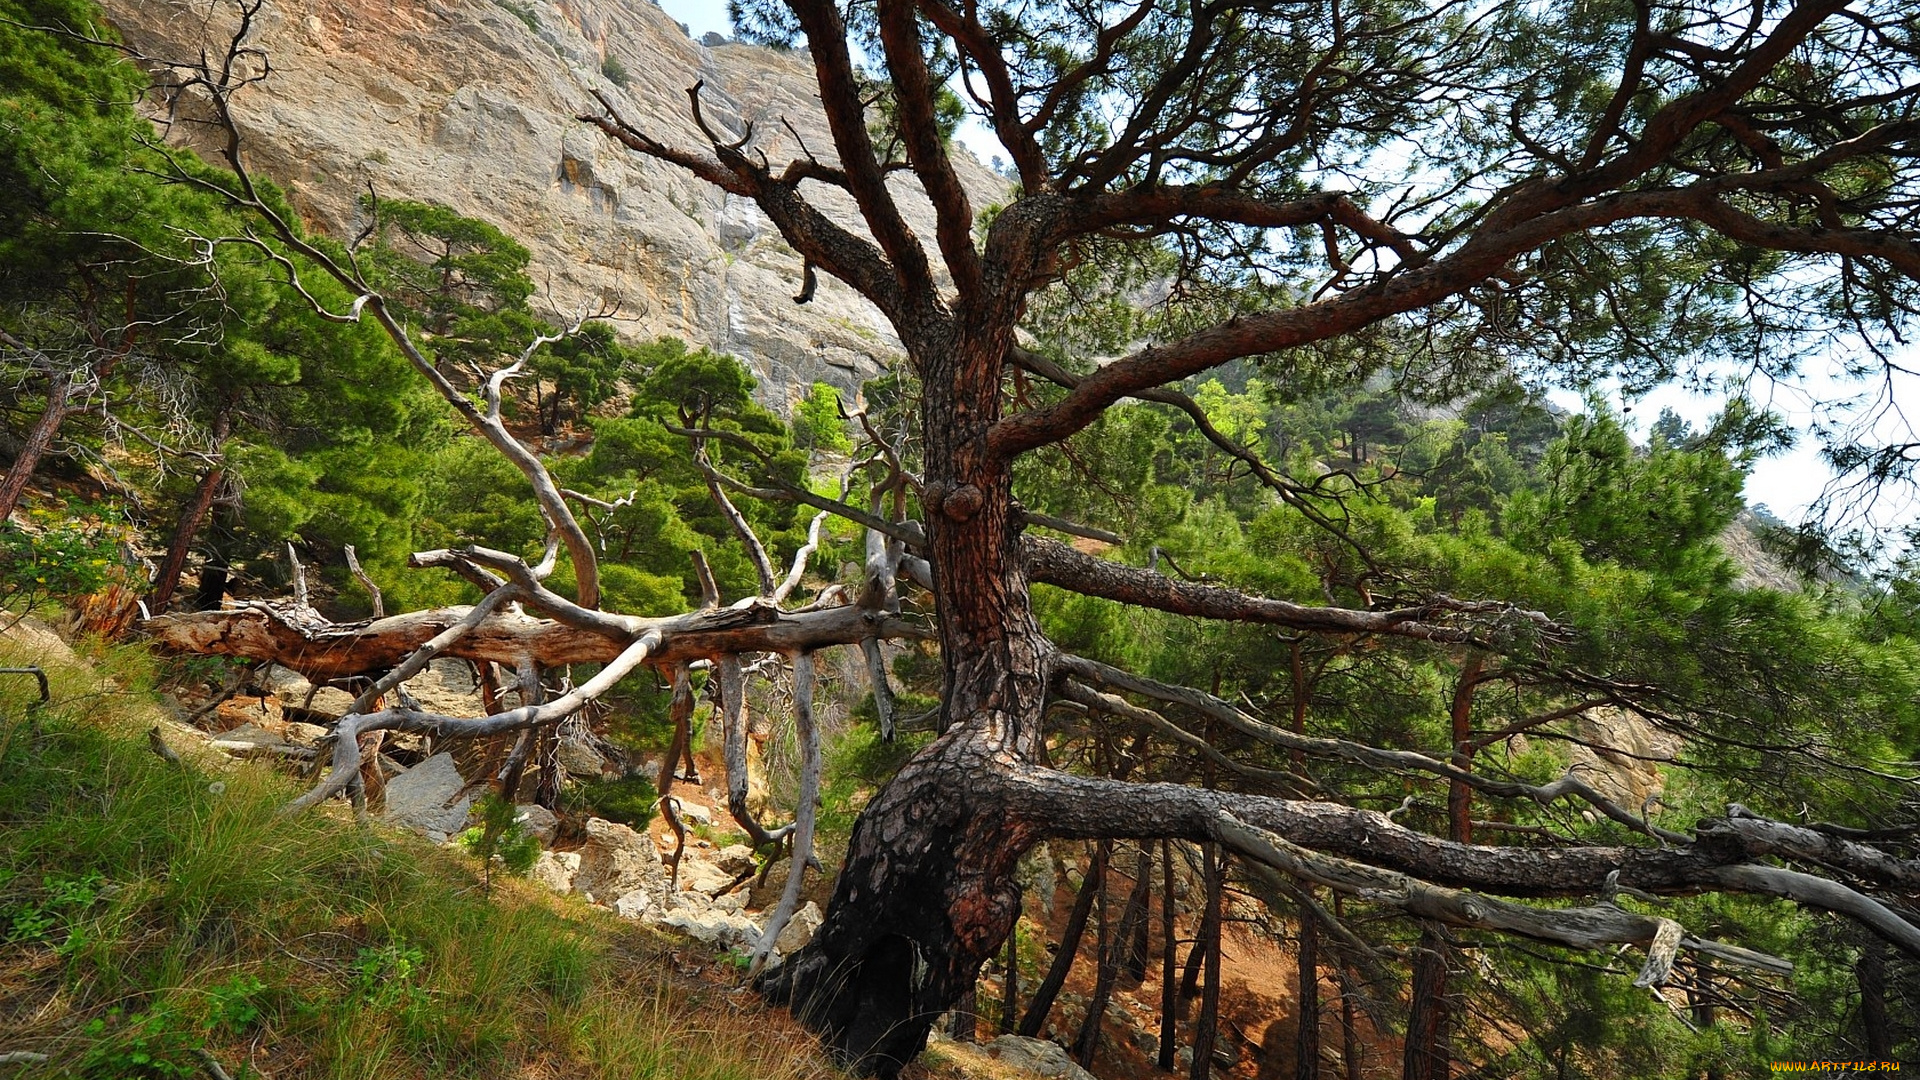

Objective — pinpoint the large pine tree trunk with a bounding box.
[762,329,1050,1075]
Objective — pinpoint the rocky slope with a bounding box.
[99,0,1005,407]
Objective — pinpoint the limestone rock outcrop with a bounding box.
[100,0,1007,408]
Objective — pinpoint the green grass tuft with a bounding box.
[0,632,841,1080]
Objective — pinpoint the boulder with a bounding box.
[259,665,356,719]
[774,900,822,955]
[670,798,713,826]
[380,752,474,841]
[613,889,653,920]
[930,1035,1096,1080]
[399,658,489,717]
[283,721,331,748]
[574,817,671,906]
[674,853,734,896]
[556,730,611,778]
[530,850,580,894]
[713,844,757,876]
[653,904,761,949]
[514,804,560,845]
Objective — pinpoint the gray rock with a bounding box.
[713,844,757,876]
[674,853,734,895]
[381,752,474,839]
[514,804,559,845]
[613,889,653,919]
[574,817,670,906]
[530,850,580,894]
[981,1036,1096,1080]
[97,0,1008,412]
[259,665,356,719]
[673,799,713,826]
[556,730,610,778]
[653,905,760,948]
[283,721,331,748]
[774,900,821,955]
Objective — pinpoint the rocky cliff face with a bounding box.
[99,0,1004,407]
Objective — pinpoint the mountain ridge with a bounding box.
[100,0,1006,408]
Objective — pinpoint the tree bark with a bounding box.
[1191,843,1225,1080]
[1115,843,1154,982]
[948,982,978,1042]
[0,367,72,523]
[1857,943,1891,1058]
[1073,840,1119,1068]
[1403,927,1450,1080]
[1015,845,1105,1038]
[1159,839,1180,1072]
[1446,658,1485,846]
[150,407,231,613]
[761,326,1052,1075]
[999,919,1020,1034]
[1296,898,1320,1080]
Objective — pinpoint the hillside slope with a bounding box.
[0,623,843,1080]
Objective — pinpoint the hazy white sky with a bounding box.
[655,0,733,38]
[648,0,1915,530]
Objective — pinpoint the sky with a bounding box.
[656,0,732,37]
[650,0,1915,532]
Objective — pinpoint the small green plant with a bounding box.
[0,507,133,628]
[350,942,429,1012]
[491,0,538,31]
[76,1003,202,1079]
[204,974,267,1034]
[4,870,104,944]
[457,793,541,892]
[600,54,630,87]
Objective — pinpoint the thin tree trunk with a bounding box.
[948,982,978,1042]
[0,368,72,523]
[1116,844,1153,982]
[1404,927,1450,1080]
[1019,844,1107,1037]
[1858,943,1891,1058]
[1191,843,1225,1080]
[1446,658,1485,845]
[150,409,231,613]
[190,504,240,611]
[1073,840,1118,1068]
[999,920,1020,1034]
[1296,897,1320,1080]
[1337,896,1361,1080]
[534,722,561,808]
[1159,839,1179,1072]
[1341,973,1362,1080]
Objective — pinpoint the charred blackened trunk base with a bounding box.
[760,734,1034,1077]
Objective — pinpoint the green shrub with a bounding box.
[601,55,630,87]
[0,505,134,626]
[567,772,659,827]
[456,793,542,892]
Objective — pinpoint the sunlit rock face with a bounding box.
[102,0,1005,408]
